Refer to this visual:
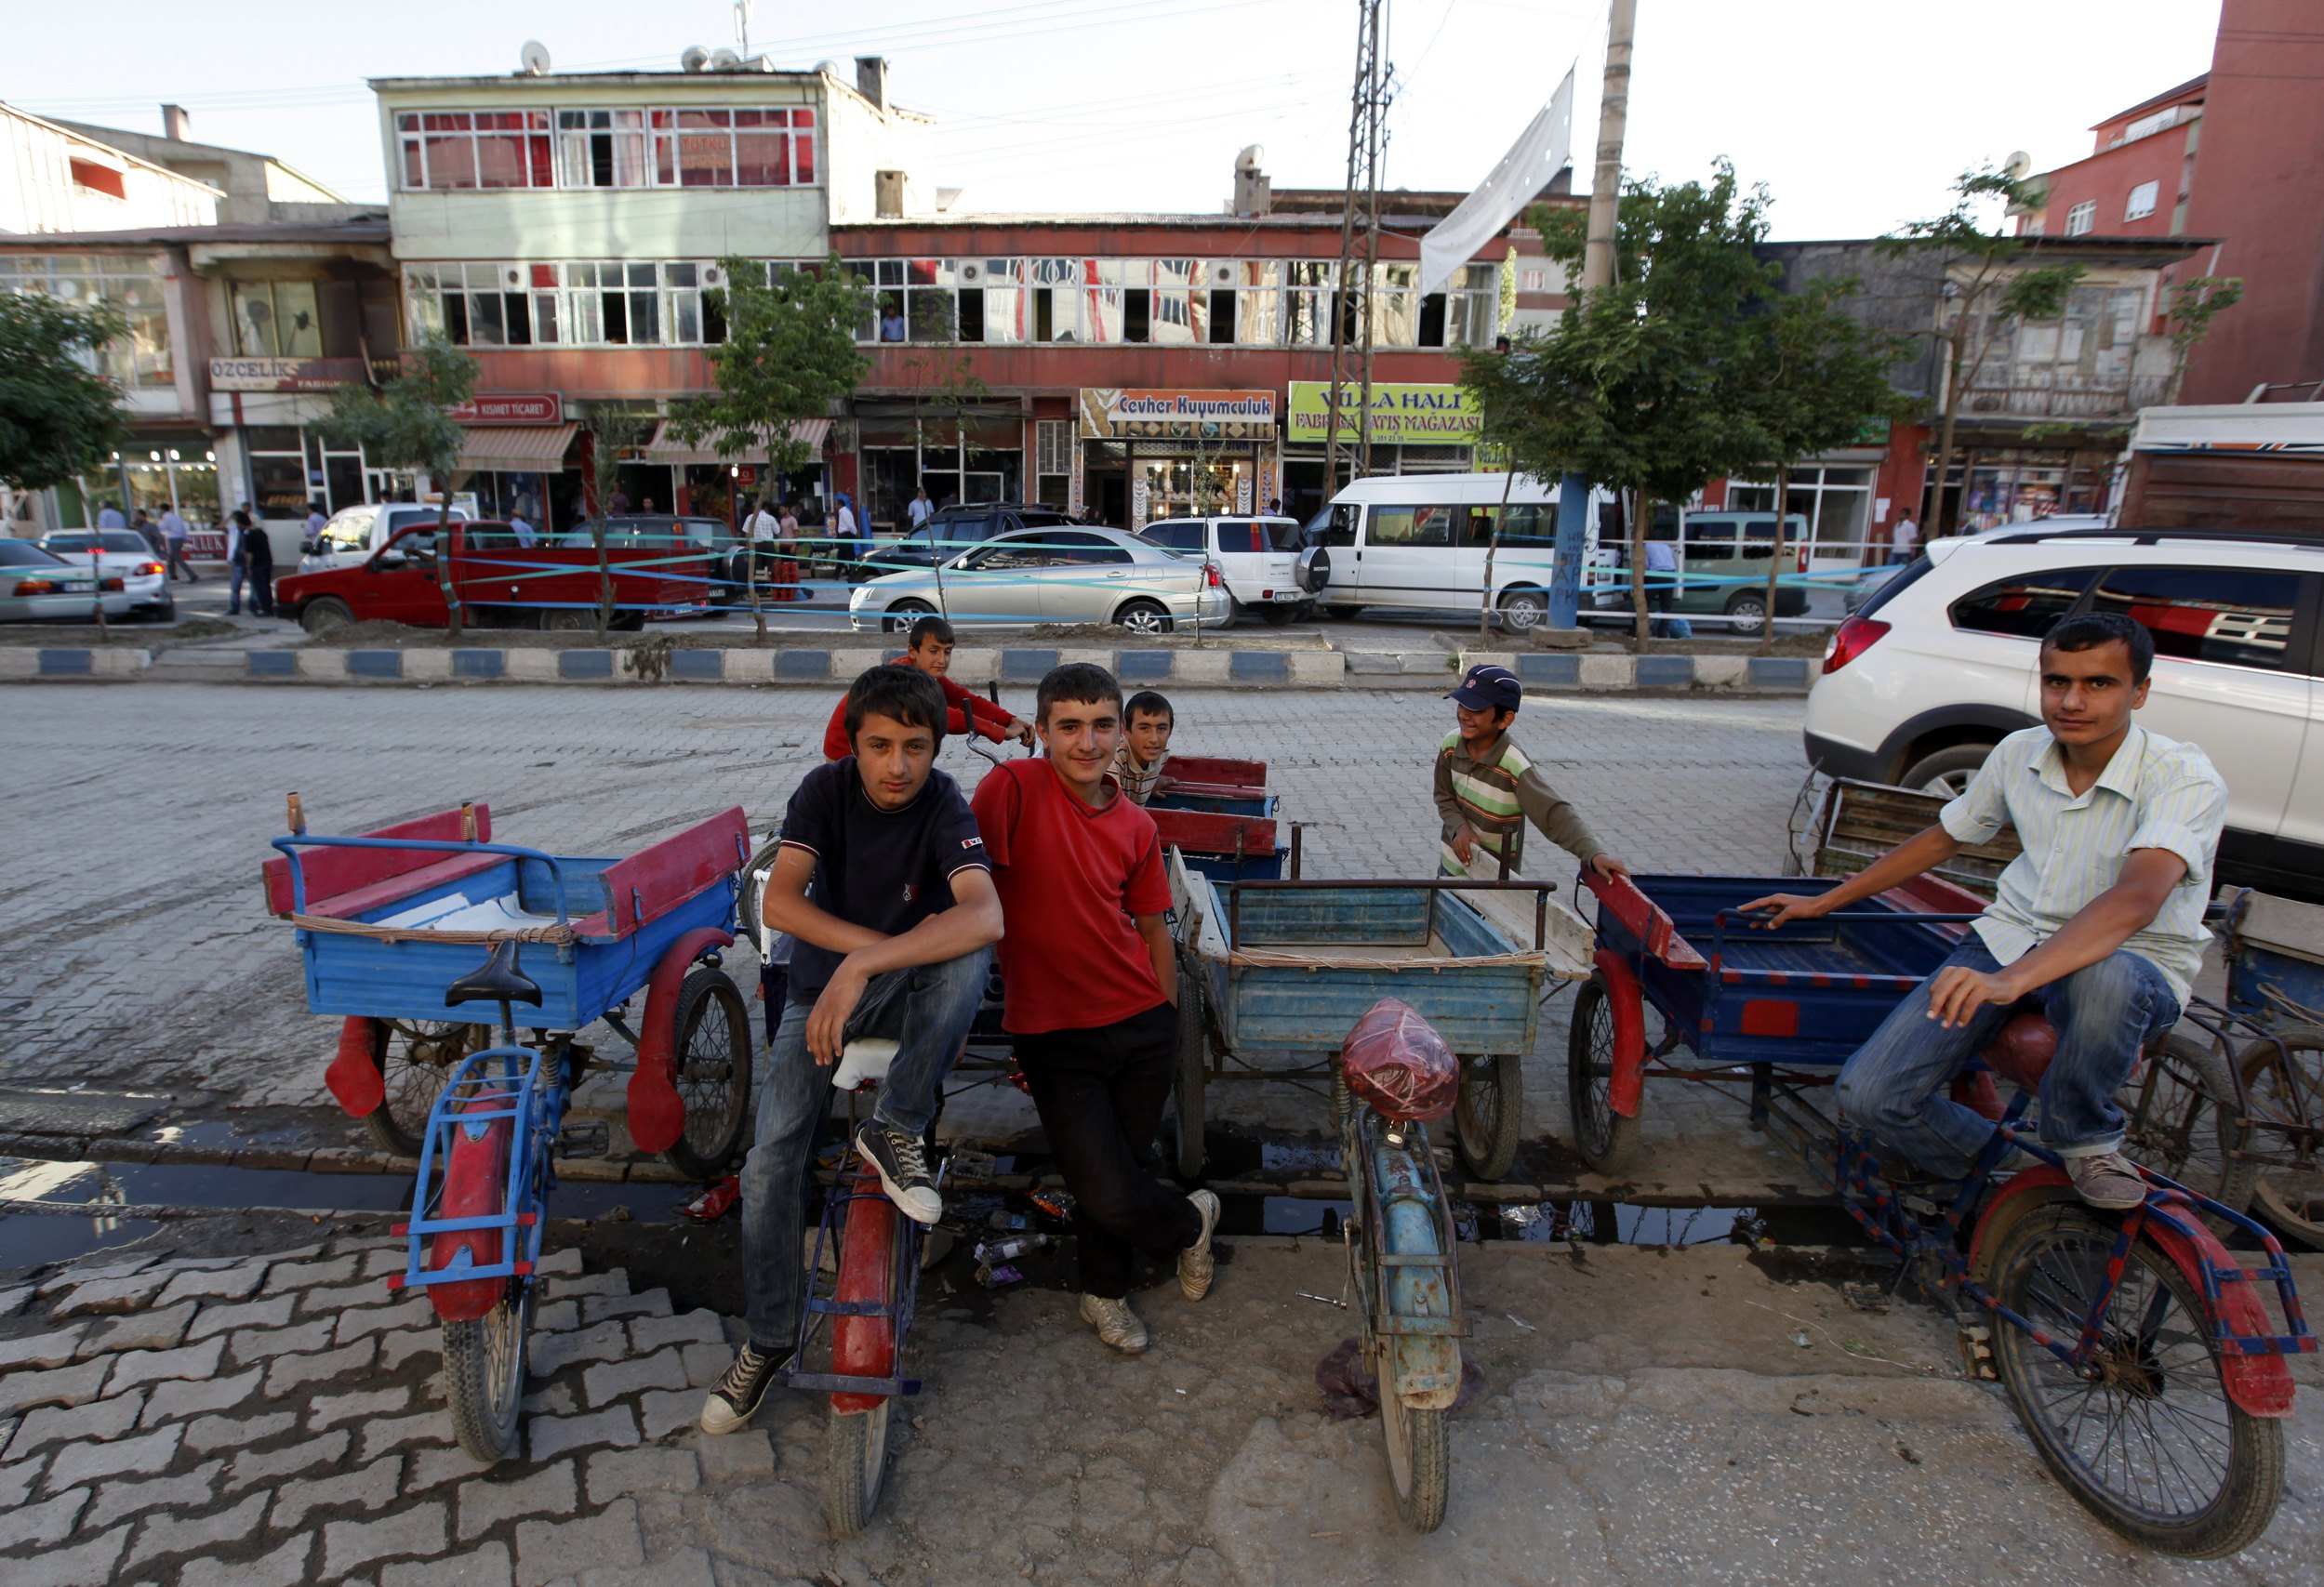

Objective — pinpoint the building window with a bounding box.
[1521,267,1546,291]
[650,108,816,188]
[231,281,323,358]
[396,112,553,191]
[2064,201,2095,236]
[407,259,782,349]
[555,110,650,188]
[0,253,173,387]
[2124,180,2158,221]
[68,158,126,200]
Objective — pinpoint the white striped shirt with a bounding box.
[1939,724,2225,1002]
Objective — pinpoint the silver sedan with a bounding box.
[38,529,173,618]
[0,539,130,622]
[849,526,1228,634]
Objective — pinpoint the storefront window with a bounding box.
[1726,464,1875,565]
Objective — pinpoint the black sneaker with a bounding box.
[856,1121,942,1225]
[698,1342,786,1435]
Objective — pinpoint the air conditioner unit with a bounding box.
[702,264,726,288]
[502,266,523,289]
[960,261,982,284]
[1212,263,1236,285]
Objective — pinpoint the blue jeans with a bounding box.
[229,563,246,614]
[1835,939,2181,1180]
[738,947,989,1352]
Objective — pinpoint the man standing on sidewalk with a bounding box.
[160,504,197,583]
[700,665,1003,1435]
[971,662,1219,1356]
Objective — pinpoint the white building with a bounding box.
[0,101,223,235]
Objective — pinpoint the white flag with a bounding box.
[1417,65,1577,298]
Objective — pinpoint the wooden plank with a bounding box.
[1160,754,1266,788]
[261,803,494,917]
[1232,885,1432,947]
[1150,807,1277,858]
[597,807,750,938]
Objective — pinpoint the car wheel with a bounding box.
[1114,599,1173,635]
[541,610,596,632]
[299,597,354,636]
[883,598,936,634]
[1499,587,1548,630]
[1723,591,1769,635]
[1898,743,1994,799]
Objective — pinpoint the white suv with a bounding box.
[1805,527,2324,896]
[1139,515,1308,624]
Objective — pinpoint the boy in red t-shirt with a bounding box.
[971,663,1220,1355]
[820,614,1033,760]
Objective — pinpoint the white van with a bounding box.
[1303,473,1614,628]
[299,502,473,574]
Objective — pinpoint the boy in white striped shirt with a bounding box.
[1746,613,2225,1210]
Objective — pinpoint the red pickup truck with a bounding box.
[276,520,711,635]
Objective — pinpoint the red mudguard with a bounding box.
[831,1170,897,1415]
[1594,948,1650,1118]
[427,1090,512,1322]
[1971,1169,2296,1419]
[327,1016,386,1119]
[626,928,735,1155]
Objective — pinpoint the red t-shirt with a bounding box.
[971,759,1173,1035]
[821,660,1013,760]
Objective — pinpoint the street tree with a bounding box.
[1,292,130,627]
[889,341,989,615]
[579,405,657,640]
[669,254,871,641]
[2163,273,2244,400]
[320,334,478,635]
[1463,161,1786,642]
[1883,168,2084,536]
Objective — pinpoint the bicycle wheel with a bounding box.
[826,1180,901,1537]
[1454,1052,1523,1182]
[1566,975,1640,1174]
[825,1397,894,1539]
[1380,1379,1450,1532]
[442,1280,535,1464]
[2117,1034,2257,1223]
[1987,1202,2284,1557]
[2238,1024,2324,1250]
[362,1018,489,1158]
[660,966,753,1181]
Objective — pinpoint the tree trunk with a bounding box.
[1478,466,1519,644]
[750,460,767,643]
[438,496,461,639]
[1628,487,1653,645]
[1928,334,1965,536]
[1758,468,1790,655]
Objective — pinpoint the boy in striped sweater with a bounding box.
[1434,663,1629,882]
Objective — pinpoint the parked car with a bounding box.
[37,529,173,619]
[299,502,473,573]
[868,503,1079,576]
[1140,515,1308,623]
[277,520,706,634]
[1305,473,1618,628]
[0,539,128,622]
[848,525,1228,634]
[551,516,736,610]
[1589,512,1810,634]
[1804,524,2324,896]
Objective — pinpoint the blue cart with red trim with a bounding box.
[1569,869,2314,1556]
[265,800,754,1463]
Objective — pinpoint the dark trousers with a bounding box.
[165,541,197,582]
[1015,1000,1200,1299]
[246,567,273,615]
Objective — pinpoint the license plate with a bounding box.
[1271,590,1300,602]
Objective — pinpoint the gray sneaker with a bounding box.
[699,1342,787,1435]
[1178,1189,1221,1302]
[1078,1293,1149,1354]
[2067,1150,2146,1211]
[856,1121,941,1225]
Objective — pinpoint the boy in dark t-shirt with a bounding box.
[971,662,1219,1356]
[701,666,1003,1436]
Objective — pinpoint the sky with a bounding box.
[4,0,2224,239]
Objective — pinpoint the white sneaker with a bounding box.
[1078,1292,1149,1354]
[1178,1189,1221,1302]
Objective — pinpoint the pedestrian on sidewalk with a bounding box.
[908,485,934,530]
[161,505,198,583]
[235,511,274,615]
[225,512,246,615]
[970,663,1221,1356]
[1891,509,1920,565]
[742,496,778,602]
[509,510,537,548]
[777,499,802,601]
[97,501,127,530]
[305,499,328,546]
[129,508,163,557]
[1641,536,1690,640]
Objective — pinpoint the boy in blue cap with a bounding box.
[1435,663,1629,882]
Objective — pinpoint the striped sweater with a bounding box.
[1433,730,1605,879]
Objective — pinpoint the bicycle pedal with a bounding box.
[1956,1323,1998,1382]
[556,1123,610,1159]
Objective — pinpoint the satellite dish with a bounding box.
[1236,144,1265,173]
[681,44,710,73]
[519,40,551,76]
[2002,150,2033,181]
[710,47,742,71]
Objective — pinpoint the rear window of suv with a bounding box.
[1949,566,2101,638]
[2089,565,2303,671]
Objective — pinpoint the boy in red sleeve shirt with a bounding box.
[821,615,1032,760]
[970,662,1220,1355]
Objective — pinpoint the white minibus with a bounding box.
[1301,473,1616,628]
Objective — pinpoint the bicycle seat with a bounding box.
[445,938,543,1009]
[1978,1011,2057,1092]
[830,1038,897,1091]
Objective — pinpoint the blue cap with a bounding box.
[1446,663,1522,713]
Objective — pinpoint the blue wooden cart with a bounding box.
[1169,853,1592,1181]
[2221,887,2324,1249]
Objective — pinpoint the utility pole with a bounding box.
[1549,0,1636,631]
[1322,0,1392,500]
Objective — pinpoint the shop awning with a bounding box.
[639,419,830,465]
[455,422,578,472]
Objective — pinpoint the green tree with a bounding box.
[320,334,478,634]
[579,404,657,640]
[0,293,130,628]
[669,254,871,641]
[1464,162,1788,641]
[2162,273,2243,400]
[1733,279,1917,651]
[889,342,989,616]
[1883,167,2083,536]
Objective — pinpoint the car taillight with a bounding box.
[1823,615,1889,674]
[136,561,165,576]
[13,578,62,595]
[1206,562,1222,588]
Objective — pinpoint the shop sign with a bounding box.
[445,392,564,425]
[1078,388,1274,441]
[208,356,371,391]
[1285,381,1480,443]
